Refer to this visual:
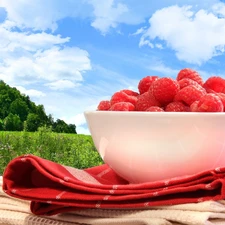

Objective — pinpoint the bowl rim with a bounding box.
[84,110,225,117]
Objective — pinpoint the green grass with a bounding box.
[0,130,103,175]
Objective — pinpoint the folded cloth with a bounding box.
[2,176,225,225]
[2,154,225,217]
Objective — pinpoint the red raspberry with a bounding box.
[174,85,206,106]
[203,76,225,93]
[110,102,135,111]
[165,101,190,112]
[146,106,164,112]
[135,92,161,111]
[138,76,159,94]
[213,93,225,111]
[110,91,137,106]
[178,78,200,89]
[196,93,223,112]
[97,100,111,110]
[190,101,199,112]
[177,68,204,86]
[121,89,139,97]
[149,77,180,105]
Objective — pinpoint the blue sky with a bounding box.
[1,0,225,134]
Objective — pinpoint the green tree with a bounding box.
[35,105,48,124]
[0,119,3,130]
[4,113,23,131]
[0,80,78,133]
[68,124,77,134]
[10,98,29,121]
[53,119,69,133]
[26,113,41,132]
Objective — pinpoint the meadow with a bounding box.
[0,128,103,175]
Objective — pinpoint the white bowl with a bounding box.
[84,111,225,183]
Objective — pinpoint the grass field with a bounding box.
[0,129,103,175]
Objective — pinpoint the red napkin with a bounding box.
[2,154,225,216]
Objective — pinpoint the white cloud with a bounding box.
[0,0,130,34]
[66,113,87,127]
[0,46,91,85]
[15,86,46,98]
[0,20,91,86]
[46,80,78,90]
[34,47,91,81]
[89,0,128,34]
[139,36,154,48]
[130,27,146,36]
[148,61,179,78]
[0,22,70,53]
[140,4,225,65]
[1,0,221,35]
[0,0,79,31]
[212,2,225,16]
[76,125,91,135]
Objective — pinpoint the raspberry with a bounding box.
[178,78,200,89]
[121,89,139,97]
[138,76,159,94]
[174,85,206,106]
[177,68,204,86]
[149,77,180,105]
[135,92,160,111]
[146,106,164,112]
[203,76,225,93]
[214,93,225,111]
[97,100,111,110]
[110,102,135,111]
[110,91,137,106]
[165,101,190,112]
[190,101,199,112]
[196,93,223,112]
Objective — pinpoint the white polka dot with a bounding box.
[56,195,61,199]
[59,179,64,184]
[103,195,110,200]
[64,176,70,181]
[215,167,221,172]
[205,184,212,189]
[164,180,170,186]
[11,189,17,194]
[112,185,118,189]
[109,189,114,194]
[95,202,101,208]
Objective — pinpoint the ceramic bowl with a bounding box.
[84,111,225,183]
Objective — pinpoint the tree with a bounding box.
[4,113,23,131]
[33,104,48,127]
[53,119,69,133]
[25,113,41,132]
[46,114,54,127]
[0,119,3,130]
[10,98,29,121]
[0,80,78,133]
[68,124,77,134]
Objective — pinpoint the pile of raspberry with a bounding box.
[97,68,225,112]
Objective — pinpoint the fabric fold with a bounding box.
[3,175,225,225]
[2,154,225,216]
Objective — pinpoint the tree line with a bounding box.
[0,80,76,133]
